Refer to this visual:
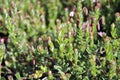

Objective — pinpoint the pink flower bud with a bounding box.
[69,11,74,17]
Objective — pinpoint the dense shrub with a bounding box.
[0,0,120,80]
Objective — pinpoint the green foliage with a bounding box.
[0,0,120,79]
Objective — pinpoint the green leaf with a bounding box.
[15,72,21,79]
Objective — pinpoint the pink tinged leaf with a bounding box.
[102,16,105,25]
[85,8,88,16]
[83,7,88,16]
[20,15,23,20]
[12,18,15,24]
[71,28,75,36]
[96,2,101,9]
[11,1,15,7]
[82,23,87,32]
[32,59,35,65]
[90,26,92,32]
[97,23,100,31]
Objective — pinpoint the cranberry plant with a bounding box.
[0,0,120,80]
